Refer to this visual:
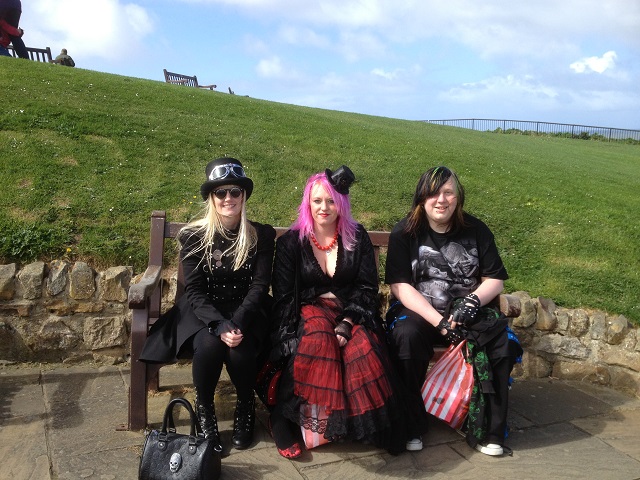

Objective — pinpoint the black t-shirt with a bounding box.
[385,213,508,314]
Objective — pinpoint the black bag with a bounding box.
[138,398,221,480]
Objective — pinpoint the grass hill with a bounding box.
[1,58,639,323]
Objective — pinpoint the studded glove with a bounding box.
[437,317,464,346]
[452,293,481,327]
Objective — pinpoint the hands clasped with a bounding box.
[220,328,243,348]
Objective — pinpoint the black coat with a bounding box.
[269,224,379,360]
[140,221,276,363]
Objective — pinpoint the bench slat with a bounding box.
[7,45,53,62]
[163,69,216,90]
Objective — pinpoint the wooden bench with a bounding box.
[163,69,216,90]
[127,210,521,430]
[6,45,53,62]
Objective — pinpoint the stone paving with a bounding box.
[2,361,640,480]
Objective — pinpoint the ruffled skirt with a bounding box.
[279,298,407,453]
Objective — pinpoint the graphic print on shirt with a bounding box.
[413,239,480,313]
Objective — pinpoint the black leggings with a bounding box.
[387,305,442,438]
[191,327,259,406]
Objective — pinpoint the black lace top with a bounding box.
[270,224,380,357]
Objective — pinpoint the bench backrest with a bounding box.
[7,45,53,62]
[163,68,200,87]
[145,210,520,319]
[145,211,389,319]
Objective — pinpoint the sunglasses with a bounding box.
[208,163,246,181]
[212,187,244,199]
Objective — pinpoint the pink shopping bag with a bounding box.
[421,340,474,430]
[300,403,331,449]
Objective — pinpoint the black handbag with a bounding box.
[138,398,221,480]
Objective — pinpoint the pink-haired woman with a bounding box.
[267,166,408,458]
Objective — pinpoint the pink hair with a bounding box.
[291,172,358,250]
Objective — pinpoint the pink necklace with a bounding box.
[311,230,338,254]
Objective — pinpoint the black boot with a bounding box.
[232,395,255,449]
[194,392,223,453]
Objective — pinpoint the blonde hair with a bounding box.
[180,192,257,271]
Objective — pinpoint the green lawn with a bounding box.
[1,58,639,323]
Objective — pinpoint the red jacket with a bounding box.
[0,18,21,48]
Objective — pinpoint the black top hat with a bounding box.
[325,165,355,195]
[200,157,254,200]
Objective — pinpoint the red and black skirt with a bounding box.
[278,298,407,453]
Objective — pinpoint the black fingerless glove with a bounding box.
[209,319,234,335]
[335,320,353,341]
[452,293,481,326]
[208,320,220,335]
[437,317,464,346]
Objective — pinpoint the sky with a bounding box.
[17,0,640,130]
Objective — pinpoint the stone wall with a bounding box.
[1,261,639,397]
[510,291,640,397]
[0,261,132,363]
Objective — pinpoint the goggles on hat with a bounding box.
[208,163,246,181]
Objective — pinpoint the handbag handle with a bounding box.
[447,339,468,357]
[161,397,199,437]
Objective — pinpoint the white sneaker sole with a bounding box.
[406,439,423,451]
[475,443,503,456]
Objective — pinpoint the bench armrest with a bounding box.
[198,84,217,90]
[128,265,162,309]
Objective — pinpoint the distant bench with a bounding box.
[163,68,216,90]
[7,45,53,63]
[127,210,522,430]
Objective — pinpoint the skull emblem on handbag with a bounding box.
[169,452,182,473]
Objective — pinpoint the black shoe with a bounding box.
[232,395,255,449]
[194,393,223,453]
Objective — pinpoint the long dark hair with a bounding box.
[404,166,466,235]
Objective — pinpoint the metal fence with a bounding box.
[423,118,640,142]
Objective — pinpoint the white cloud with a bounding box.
[256,56,284,78]
[337,31,386,62]
[26,0,154,61]
[278,26,330,49]
[371,64,422,82]
[371,68,398,81]
[255,55,305,82]
[570,51,617,74]
[443,75,559,103]
[182,0,640,60]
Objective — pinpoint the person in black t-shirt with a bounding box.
[385,166,521,456]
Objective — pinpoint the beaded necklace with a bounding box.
[310,229,339,254]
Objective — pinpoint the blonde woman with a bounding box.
[141,157,276,453]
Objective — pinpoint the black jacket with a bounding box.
[140,221,276,363]
[269,224,379,360]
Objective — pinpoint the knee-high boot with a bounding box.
[194,390,223,453]
[232,394,255,449]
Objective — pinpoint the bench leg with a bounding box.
[129,308,149,430]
